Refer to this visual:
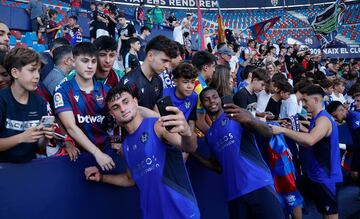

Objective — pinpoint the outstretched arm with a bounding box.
[85,166,135,187]
[224,104,273,138]
[271,116,331,147]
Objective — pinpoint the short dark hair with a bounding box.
[69,15,78,21]
[93,36,117,51]
[127,37,140,48]
[145,35,178,59]
[333,79,345,87]
[140,26,151,33]
[294,79,312,93]
[319,79,333,89]
[106,84,139,104]
[251,68,270,82]
[72,42,98,58]
[172,62,198,80]
[53,45,72,65]
[117,12,125,18]
[241,65,256,80]
[48,9,58,17]
[192,51,216,71]
[326,101,344,115]
[278,82,293,93]
[303,85,325,97]
[50,38,70,51]
[199,87,218,103]
[4,47,41,81]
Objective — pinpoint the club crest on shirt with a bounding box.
[154,86,159,93]
[96,95,104,104]
[140,132,149,144]
[221,118,228,127]
[141,88,145,93]
[54,93,64,108]
[185,100,191,109]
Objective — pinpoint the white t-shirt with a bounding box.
[256,90,272,113]
[279,94,302,119]
[173,25,184,45]
[330,92,346,104]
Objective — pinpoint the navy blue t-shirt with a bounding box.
[122,117,200,219]
[0,88,47,163]
[205,113,274,200]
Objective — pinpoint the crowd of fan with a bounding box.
[0,1,360,219]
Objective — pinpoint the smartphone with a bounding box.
[40,116,55,128]
[221,94,234,106]
[156,96,175,131]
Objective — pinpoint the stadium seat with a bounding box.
[15,42,28,48]
[33,44,46,52]
[10,30,22,40]
[9,35,17,46]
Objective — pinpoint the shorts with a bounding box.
[31,18,39,32]
[228,186,285,219]
[350,151,360,172]
[96,29,109,38]
[278,191,303,213]
[303,176,339,215]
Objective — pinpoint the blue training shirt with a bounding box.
[205,113,274,200]
[122,117,200,219]
[162,87,197,121]
[300,110,343,194]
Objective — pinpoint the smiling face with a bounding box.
[201,89,222,116]
[174,78,196,99]
[108,92,138,125]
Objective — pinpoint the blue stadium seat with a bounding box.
[9,35,17,46]
[33,44,46,52]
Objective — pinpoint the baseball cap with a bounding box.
[218,46,235,56]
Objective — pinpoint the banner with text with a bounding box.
[116,0,218,8]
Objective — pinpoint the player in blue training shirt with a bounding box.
[272,85,343,219]
[84,85,200,219]
[193,87,284,219]
[54,42,115,171]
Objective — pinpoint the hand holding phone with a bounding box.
[156,96,176,131]
[40,116,55,128]
[221,94,234,106]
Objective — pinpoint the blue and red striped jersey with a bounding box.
[54,78,110,150]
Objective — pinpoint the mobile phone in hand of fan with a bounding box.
[40,116,55,128]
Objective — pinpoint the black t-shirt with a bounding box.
[124,53,140,71]
[233,87,257,110]
[0,88,47,163]
[265,97,281,120]
[120,67,163,109]
[95,10,108,30]
[118,24,136,52]
[167,16,177,26]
